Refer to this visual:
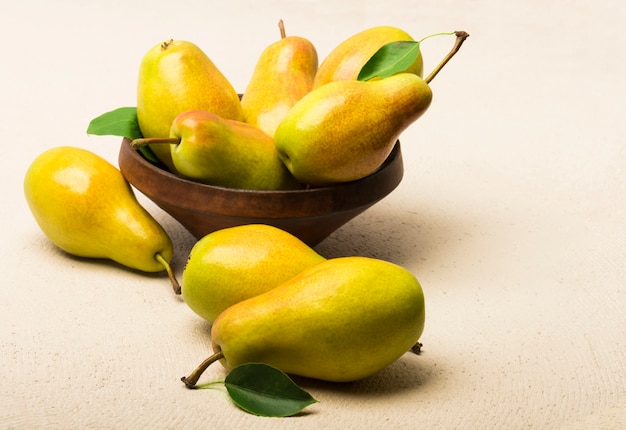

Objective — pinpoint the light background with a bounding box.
[1,1,624,428]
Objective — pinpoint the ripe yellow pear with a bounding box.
[313,25,423,88]
[182,256,425,385]
[137,39,243,171]
[24,146,180,293]
[133,110,301,190]
[181,224,326,323]
[240,20,318,137]
[274,72,432,185]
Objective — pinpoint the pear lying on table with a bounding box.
[23,146,180,294]
[274,72,432,186]
[137,39,243,171]
[241,19,318,138]
[181,224,326,323]
[182,256,425,385]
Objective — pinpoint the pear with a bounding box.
[240,19,318,138]
[182,256,425,385]
[313,25,423,89]
[137,39,243,171]
[23,146,180,294]
[133,110,301,190]
[274,72,432,185]
[181,224,326,323]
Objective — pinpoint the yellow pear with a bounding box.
[181,224,326,323]
[24,146,180,293]
[137,39,243,171]
[240,20,318,137]
[274,72,432,185]
[182,256,425,384]
[313,25,423,88]
[133,110,301,190]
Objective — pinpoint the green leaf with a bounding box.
[87,107,160,163]
[224,363,318,417]
[358,40,421,81]
[87,107,143,140]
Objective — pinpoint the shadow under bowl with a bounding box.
[118,138,404,247]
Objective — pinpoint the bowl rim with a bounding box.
[119,137,404,218]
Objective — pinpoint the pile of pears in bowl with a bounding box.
[108,22,467,246]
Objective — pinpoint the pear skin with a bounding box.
[137,40,243,171]
[241,20,318,138]
[313,26,423,89]
[181,224,326,323]
[168,110,301,190]
[274,72,432,185]
[210,256,425,383]
[24,146,174,275]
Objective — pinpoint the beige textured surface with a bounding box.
[2,0,625,428]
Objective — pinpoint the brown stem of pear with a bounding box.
[278,19,286,39]
[410,342,423,355]
[155,252,181,295]
[181,350,225,389]
[130,137,181,149]
[424,31,469,84]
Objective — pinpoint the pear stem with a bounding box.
[278,19,286,39]
[410,342,423,355]
[424,31,469,84]
[155,252,181,295]
[181,350,225,389]
[130,137,180,149]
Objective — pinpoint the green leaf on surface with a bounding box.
[87,107,143,140]
[358,40,421,81]
[224,363,318,417]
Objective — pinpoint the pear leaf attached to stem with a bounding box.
[358,40,422,81]
[358,30,469,83]
[181,352,318,417]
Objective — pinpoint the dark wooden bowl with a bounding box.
[118,138,403,246]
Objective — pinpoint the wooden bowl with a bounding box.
[118,138,404,246]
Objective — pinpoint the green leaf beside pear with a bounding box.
[225,363,318,417]
[358,40,421,81]
[86,107,159,163]
[358,31,469,82]
[87,106,142,139]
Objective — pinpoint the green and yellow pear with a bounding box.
[240,19,318,137]
[274,72,432,185]
[313,25,423,89]
[181,224,326,323]
[24,146,180,294]
[137,39,243,171]
[182,256,425,384]
[134,110,301,190]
